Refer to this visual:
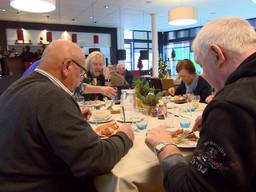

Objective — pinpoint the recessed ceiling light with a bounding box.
[0,9,6,12]
[89,16,93,19]
[104,5,109,9]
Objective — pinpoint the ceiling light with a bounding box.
[168,7,198,26]
[104,5,109,9]
[89,16,93,19]
[0,9,6,12]
[10,0,56,13]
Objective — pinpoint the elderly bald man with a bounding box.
[116,63,133,88]
[0,39,134,192]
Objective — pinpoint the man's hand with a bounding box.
[100,86,117,98]
[192,115,202,132]
[145,125,173,151]
[81,107,92,121]
[205,94,214,103]
[168,87,176,96]
[117,123,134,141]
[145,125,180,160]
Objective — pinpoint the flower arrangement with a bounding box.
[133,79,164,106]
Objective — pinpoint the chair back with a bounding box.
[149,78,162,91]
[4,58,25,75]
[161,78,174,90]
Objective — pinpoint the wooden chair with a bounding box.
[161,78,174,91]
[4,58,25,76]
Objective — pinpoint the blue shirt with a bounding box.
[185,75,199,93]
[21,60,41,77]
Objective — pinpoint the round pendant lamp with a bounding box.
[10,0,56,13]
[168,7,198,26]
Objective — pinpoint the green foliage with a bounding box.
[133,78,164,106]
[159,58,169,78]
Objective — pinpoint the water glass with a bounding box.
[135,108,148,131]
[192,95,200,110]
[179,116,191,129]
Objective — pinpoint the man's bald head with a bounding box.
[40,39,85,70]
[39,39,86,92]
[116,63,126,75]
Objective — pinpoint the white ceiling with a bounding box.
[0,0,256,31]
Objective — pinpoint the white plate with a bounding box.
[89,116,113,124]
[115,115,143,123]
[83,100,105,107]
[171,130,199,148]
[175,140,197,148]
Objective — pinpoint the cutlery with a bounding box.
[121,106,126,122]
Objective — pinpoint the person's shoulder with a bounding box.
[198,76,211,86]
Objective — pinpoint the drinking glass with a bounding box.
[179,116,191,129]
[135,108,148,131]
[192,95,200,111]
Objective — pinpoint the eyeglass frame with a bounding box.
[66,58,88,79]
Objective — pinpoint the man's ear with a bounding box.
[210,44,225,68]
[61,59,72,78]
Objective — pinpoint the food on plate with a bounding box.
[92,110,110,121]
[170,95,186,103]
[84,100,104,107]
[171,129,198,144]
[110,106,121,114]
[95,122,119,137]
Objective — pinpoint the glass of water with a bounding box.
[179,116,191,129]
[135,108,148,131]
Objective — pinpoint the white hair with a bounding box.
[193,17,256,57]
[116,63,125,69]
[85,51,105,70]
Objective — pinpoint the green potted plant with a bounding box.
[133,79,164,114]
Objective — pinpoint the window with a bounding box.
[124,30,152,71]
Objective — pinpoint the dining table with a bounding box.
[93,102,206,192]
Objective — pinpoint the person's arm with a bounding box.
[38,88,133,176]
[83,84,116,98]
[159,102,255,192]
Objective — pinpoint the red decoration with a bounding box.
[71,33,77,43]
[17,29,24,41]
[93,35,99,44]
[46,31,52,42]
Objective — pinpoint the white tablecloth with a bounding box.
[94,103,206,192]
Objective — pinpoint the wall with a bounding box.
[0,20,117,63]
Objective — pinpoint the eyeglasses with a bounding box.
[70,59,87,79]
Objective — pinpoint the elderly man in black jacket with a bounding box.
[146,17,256,192]
[0,39,134,192]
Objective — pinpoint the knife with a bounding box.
[121,106,126,122]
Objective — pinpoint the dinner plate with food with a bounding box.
[170,129,199,148]
[83,100,105,108]
[115,111,143,123]
[89,110,113,124]
[170,96,187,104]
[94,122,119,138]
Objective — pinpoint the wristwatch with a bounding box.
[154,141,176,155]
